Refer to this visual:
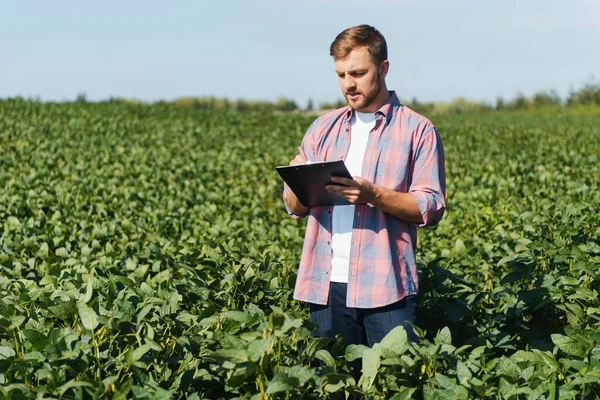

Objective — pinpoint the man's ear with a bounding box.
[380,60,390,78]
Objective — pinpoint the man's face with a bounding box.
[334,46,388,112]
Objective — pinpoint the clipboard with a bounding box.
[276,160,353,207]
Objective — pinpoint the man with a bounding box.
[283,25,446,351]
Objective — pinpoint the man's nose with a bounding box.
[343,75,356,90]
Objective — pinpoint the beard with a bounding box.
[344,71,382,111]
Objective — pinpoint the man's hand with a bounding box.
[327,176,424,224]
[326,176,378,204]
[285,146,310,215]
[289,146,308,166]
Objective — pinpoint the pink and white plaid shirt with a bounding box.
[283,91,446,308]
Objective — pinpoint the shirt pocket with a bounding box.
[373,140,412,191]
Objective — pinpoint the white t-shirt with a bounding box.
[330,111,377,283]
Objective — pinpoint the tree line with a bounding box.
[323,79,600,115]
[35,78,600,114]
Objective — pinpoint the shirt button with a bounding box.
[327,241,331,245]
[357,212,360,217]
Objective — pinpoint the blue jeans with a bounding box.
[309,282,419,349]
[309,283,419,381]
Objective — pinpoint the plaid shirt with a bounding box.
[283,91,446,308]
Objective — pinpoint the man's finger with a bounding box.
[326,185,357,195]
[326,185,344,194]
[330,177,358,187]
[297,146,308,160]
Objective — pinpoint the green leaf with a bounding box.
[131,344,152,362]
[23,329,48,351]
[136,305,154,325]
[533,349,559,370]
[389,387,417,399]
[23,351,45,363]
[244,266,255,280]
[9,315,26,329]
[456,360,472,387]
[82,273,94,303]
[551,334,587,357]
[424,385,466,400]
[359,347,380,390]
[454,239,467,254]
[521,365,535,382]
[209,349,249,363]
[77,301,99,331]
[58,380,95,397]
[7,216,21,230]
[266,373,292,394]
[305,337,332,358]
[55,247,69,258]
[498,357,519,380]
[287,365,314,385]
[0,346,16,360]
[247,339,271,362]
[345,344,369,362]
[315,349,336,370]
[221,310,250,323]
[39,243,49,259]
[278,314,303,335]
[379,325,408,356]
[434,373,456,389]
[168,291,179,314]
[321,373,353,393]
[435,327,452,345]
[511,350,542,363]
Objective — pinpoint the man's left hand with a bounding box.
[326,176,378,204]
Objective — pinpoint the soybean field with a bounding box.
[1,99,599,399]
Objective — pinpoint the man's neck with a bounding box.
[359,87,391,113]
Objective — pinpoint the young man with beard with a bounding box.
[283,25,446,356]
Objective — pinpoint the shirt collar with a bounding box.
[343,91,402,126]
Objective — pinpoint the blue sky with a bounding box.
[2,0,599,107]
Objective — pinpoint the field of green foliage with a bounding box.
[1,99,599,399]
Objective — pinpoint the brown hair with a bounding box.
[330,25,388,65]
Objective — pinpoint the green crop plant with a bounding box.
[0,99,599,399]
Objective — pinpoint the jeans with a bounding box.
[309,282,419,379]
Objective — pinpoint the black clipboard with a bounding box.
[276,160,353,207]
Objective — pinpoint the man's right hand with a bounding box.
[286,146,310,216]
[289,146,308,166]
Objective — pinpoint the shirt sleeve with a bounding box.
[283,119,319,219]
[409,123,446,227]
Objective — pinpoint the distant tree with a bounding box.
[319,99,347,110]
[532,90,561,108]
[495,97,505,110]
[404,96,434,115]
[235,99,248,112]
[567,78,600,106]
[306,98,314,111]
[433,97,492,114]
[275,97,299,111]
[510,92,529,110]
[222,99,230,110]
[76,92,87,103]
